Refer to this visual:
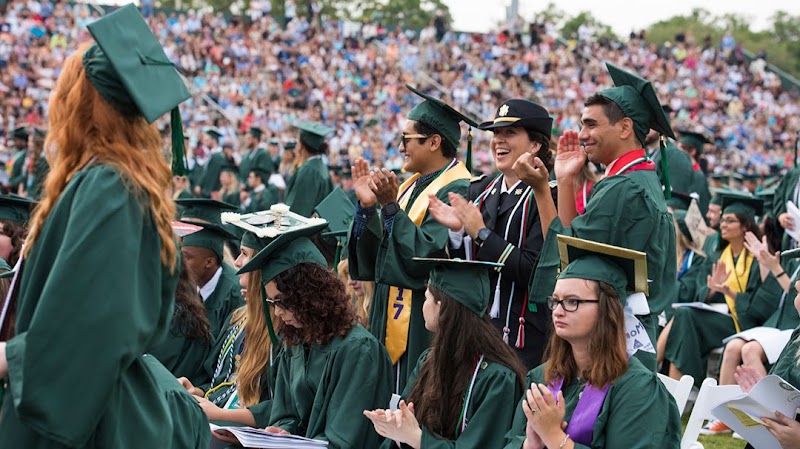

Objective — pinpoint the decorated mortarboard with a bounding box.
[292,121,334,152]
[0,194,37,223]
[249,127,263,139]
[175,198,239,239]
[205,128,222,140]
[478,99,552,137]
[678,129,711,154]
[406,84,480,172]
[231,206,328,281]
[314,187,356,267]
[171,220,203,237]
[412,257,503,316]
[600,62,676,198]
[671,209,705,253]
[557,234,648,298]
[10,127,28,140]
[84,4,191,175]
[719,192,763,218]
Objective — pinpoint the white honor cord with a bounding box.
[495,182,531,338]
[461,355,485,432]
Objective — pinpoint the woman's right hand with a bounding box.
[734,365,764,393]
[707,261,730,294]
[513,153,549,191]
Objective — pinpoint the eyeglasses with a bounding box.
[399,133,430,148]
[546,296,599,312]
[264,296,284,305]
[720,218,740,224]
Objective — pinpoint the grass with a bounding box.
[681,412,747,449]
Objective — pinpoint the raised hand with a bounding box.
[734,365,764,393]
[363,401,422,448]
[448,192,486,239]
[554,130,586,180]
[513,153,550,191]
[352,157,377,208]
[370,168,400,207]
[428,194,463,232]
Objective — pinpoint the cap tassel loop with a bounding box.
[171,107,188,176]
[465,127,473,174]
[660,135,672,200]
[261,285,279,348]
[490,281,501,319]
[515,317,525,349]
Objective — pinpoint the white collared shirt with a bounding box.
[199,267,223,302]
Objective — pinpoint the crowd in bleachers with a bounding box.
[1,0,799,183]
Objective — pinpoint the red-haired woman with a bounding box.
[0,6,201,448]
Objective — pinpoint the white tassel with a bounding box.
[490,282,501,318]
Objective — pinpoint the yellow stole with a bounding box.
[385,161,471,364]
[719,245,753,333]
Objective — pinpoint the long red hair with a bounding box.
[25,43,177,270]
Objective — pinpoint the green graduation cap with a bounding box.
[666,191,693,211]
[205,128,222,141]
[220,162,238,174]
[720,192,763,218]
[237,227,327,282]
[412,257,503,316]
[600,63,675,198]
[0,194,37,223]
[284,140,297,150]
[249,127,263,139]
[10,127,28,140]
[314,187,356,267]
[601,63,676,143]
[250,158,273,181]
[678,129,711,154]
[557,234,649,298]
[406,84,480,172]
[756,186,777,215]
[33,128,46,139]
[84,4,191,175]
[181,225,231,261]
[175,198,239,238]
[293,121,334,152]
[268,137,280,145]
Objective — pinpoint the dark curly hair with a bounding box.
[273,262,357,346]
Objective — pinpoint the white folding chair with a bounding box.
[681,378,743,449]
[657,373,694,415]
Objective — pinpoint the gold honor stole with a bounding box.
[385,161,471,364]
[719,246,753,333]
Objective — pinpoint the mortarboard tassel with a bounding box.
[171,106,188,176]
[465,127,473,174]
[660,135,672,200]
[490,281,501,319]
[333,240,343,271]
[260,285,279,348]
[515,317,525,349]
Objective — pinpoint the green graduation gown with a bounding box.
[665,254,773,385]
[348,176,469,392]
[382,350,523,449]
[773,167,800,250]
[239,147,273,184]
[284,157,332,217]
[142,354,211,449]
[768,326,800,388]
[0,165,180,448]
[222,190,241,208]
[198,151,226,197]
[243,185,280,214]
[531,166,677,370]
[762,259,800,330]
[8,148,27,191]
[504,358,681,449]
[204,263,245,342]
[666,250,706,321]
[269,324,393,449]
